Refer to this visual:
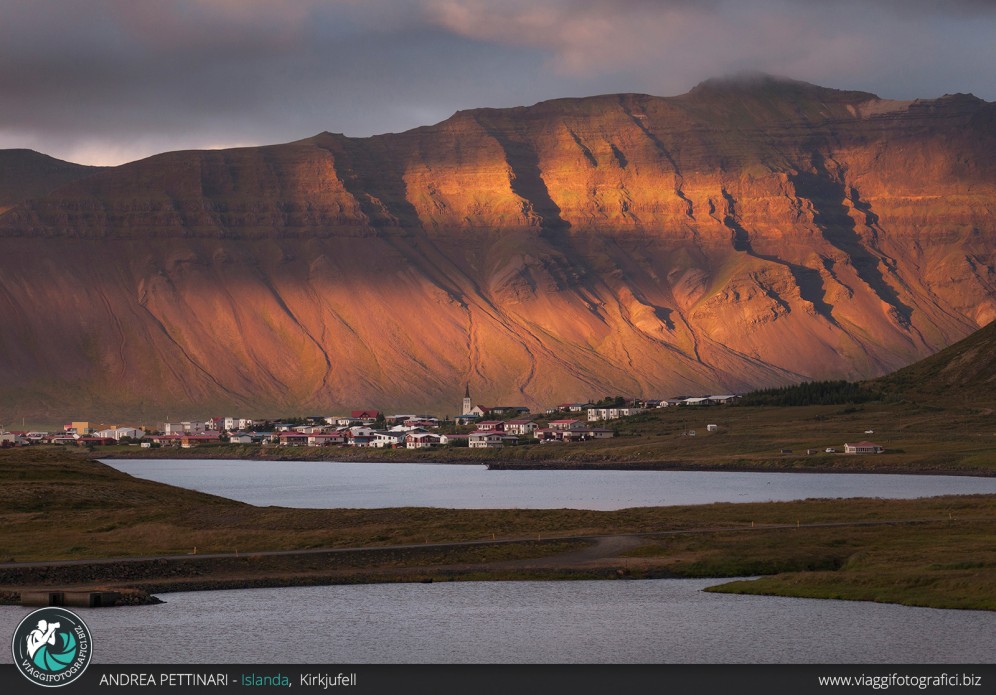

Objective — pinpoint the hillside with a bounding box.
[873,319,996,404]
[0,75,994,421]
[0,149,102,215]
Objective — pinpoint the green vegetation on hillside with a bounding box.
[873,320,996,405]
[739,380,877,407]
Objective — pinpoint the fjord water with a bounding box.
[103,460,996,510]
[2,579,994,663]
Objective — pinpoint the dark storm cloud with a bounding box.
[0,0,993,164]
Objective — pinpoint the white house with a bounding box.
[469,432,504,448]
[406,432,441,449]
[95,426,145,441]
[372,431,407,448]
[844,441,884,454]
[468,432,518,449]
[0,432,26,446]
[224,417,255,431]
[588,407,645,422]
[328,416,363,427]
[683,397,711,406]
[504,420,538,436]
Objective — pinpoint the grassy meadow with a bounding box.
[1,447,994,610]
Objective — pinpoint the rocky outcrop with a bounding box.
[0,75,993,420]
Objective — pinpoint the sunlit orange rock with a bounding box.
[0,75,993,421]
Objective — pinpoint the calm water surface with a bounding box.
[2,580,993,663]
[103,459,996,510]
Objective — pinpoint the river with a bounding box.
[2,579,993,663]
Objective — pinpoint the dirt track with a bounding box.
[0,519,943,603]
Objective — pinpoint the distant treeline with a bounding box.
[740,380,877,407]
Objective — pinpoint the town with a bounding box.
[0,387,886,455]
[0,388,734,449]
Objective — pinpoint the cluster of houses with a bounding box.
[0,389,885,454]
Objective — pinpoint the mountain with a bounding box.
[0,75,994,421]
[0,149,102,215]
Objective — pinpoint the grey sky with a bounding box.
[1,0,994,165]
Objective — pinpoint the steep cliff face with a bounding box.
[1,75,994,421]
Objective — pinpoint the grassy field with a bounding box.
[1,447,994,610]
[99,400,996,475]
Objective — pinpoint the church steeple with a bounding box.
[462,383,472,416]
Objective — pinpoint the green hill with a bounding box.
[873,320,996,405]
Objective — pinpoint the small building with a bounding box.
[468,432,506,449]
[707,395,740,405]
[547,419,584,431]
[308,433,346,447]
[487,406,531,416]
[561,428,614,441]
[505,419,538,436]
[588,407,645,422]
[0,432,27,446]
[180,433,220,448]
[329,416,362,427]
[706,424,719,432]
[148,434,182,447]
[475,420,505,432]
[372,431,407,448]
[278,432,309,446]
[75,437,116,447]
[95,426,145,441]
[844,441,884,454]
[406,432,441,449]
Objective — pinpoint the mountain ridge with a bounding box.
[0,76,993,421]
